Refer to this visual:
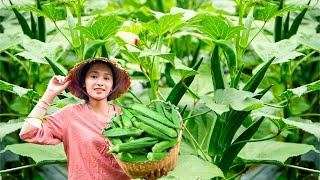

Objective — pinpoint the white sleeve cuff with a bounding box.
[25,117,42,129]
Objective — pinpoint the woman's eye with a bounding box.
[91,75,97,78]
[104,77,110,80]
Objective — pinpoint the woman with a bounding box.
[19,57,165,180]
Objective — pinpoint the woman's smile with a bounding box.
[94,88,105,91]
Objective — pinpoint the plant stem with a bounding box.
[299,113,320,117]
[226,167,247,180]
[0,164,37,174]
[76,0,84,60]
[0,113,22,117]
[183,109,212,120]
[291,50,316,76]
[53,22,74,49]
[181,82,200,99]
[235,0,243,63]
[245,160,320,174]
[128,89,143,104]
[264,103,287,108]
[231,134,278,147]
[245,21,266,50]
[4,51,29,75]
[0,160,67,174]
[183,123,210,162]
[284,164,320,174]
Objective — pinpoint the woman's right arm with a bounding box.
[19,75,70,136]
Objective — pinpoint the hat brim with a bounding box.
[67,57,131,101]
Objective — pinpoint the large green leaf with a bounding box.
[172,57,198,78]
[213,88,256,105]
[290,97,310,115]
[0,143,66,163]
[193,14,242,40]
[283,117,320,139]
[281,80,320,97]
[252,37,303,64]
[161,155,224,179]
[253,2,278,21]
[230,97,264,111]
[204,88,263,115]
[10,97,32,115]
[16,38,64,64]
[145,13,184,36]
[204,101,228,115]
[276,5,309,17]
[239,141,318,163]
[298,33,320,52]
[169,7,197,21]
[0,118,24,140]
[253,111,320,139]
[78,15,121,40]
[42,3,66,21]
[0,80,39,98]
[253,2,309,24]
[15,3,66,22]
[0,33,22,52]
[84,40,107,59]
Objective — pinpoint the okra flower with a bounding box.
[116,31,139,46]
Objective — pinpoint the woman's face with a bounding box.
[84,63,114,101]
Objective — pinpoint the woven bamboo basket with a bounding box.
[113,127,183,179]
[116,141,181,179]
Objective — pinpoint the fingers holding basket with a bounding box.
[144,168,167,180]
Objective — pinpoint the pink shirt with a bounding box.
[20,103,130,180]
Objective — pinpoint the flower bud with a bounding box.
[116,31,139,46]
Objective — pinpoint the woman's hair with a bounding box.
[77,61,116,102]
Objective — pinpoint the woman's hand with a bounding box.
[144,168,168,180]
[46,75,71,96]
